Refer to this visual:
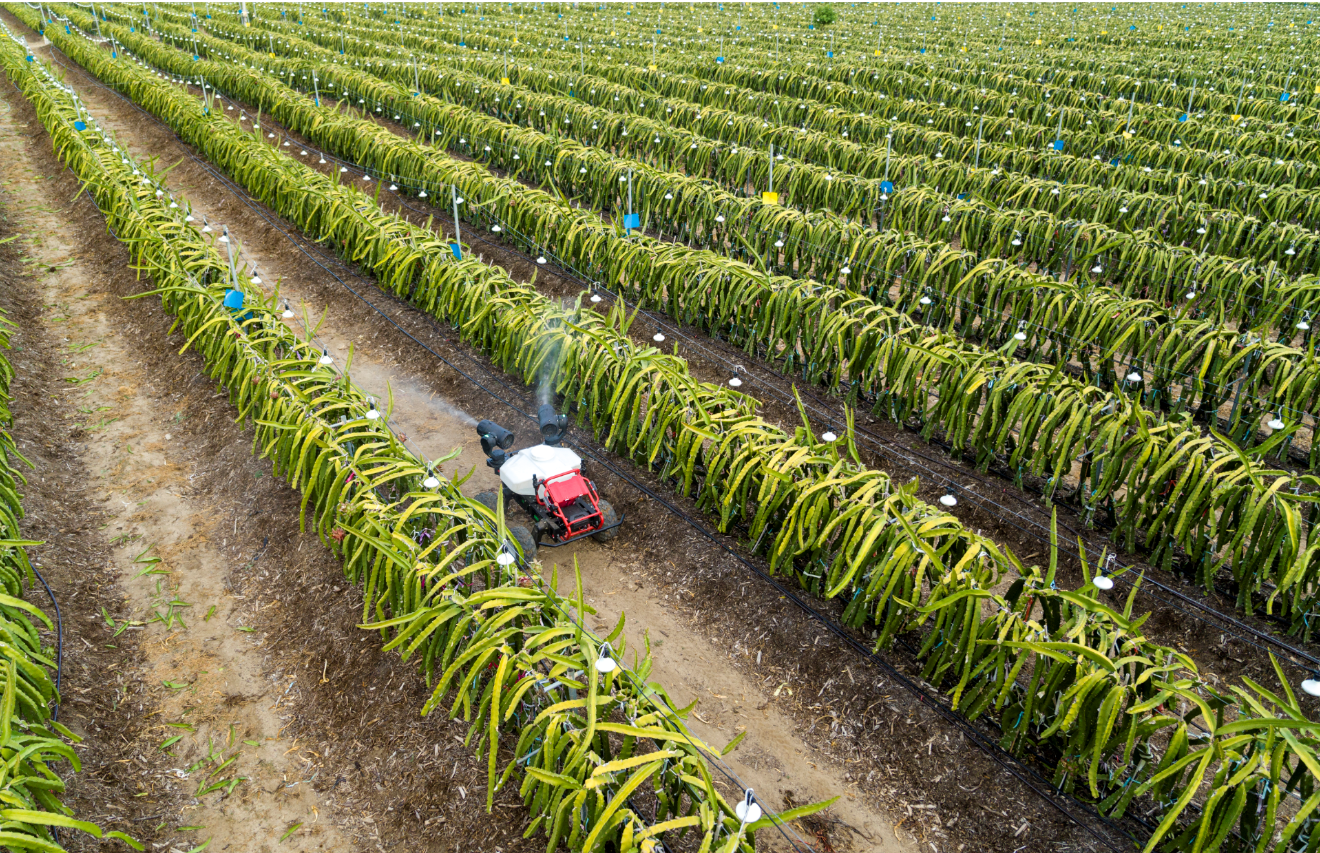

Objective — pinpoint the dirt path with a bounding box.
[1,20,1140,852]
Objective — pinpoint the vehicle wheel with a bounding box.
[473,489,500,513]
[592,500,621,543]
[507,523,538,563]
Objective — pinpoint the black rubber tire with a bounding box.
[473,489,500,513]
[592,500,621,543]
[507,523,538,563]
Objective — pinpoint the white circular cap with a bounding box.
[1187,291,1197,299]
[418,191,428,197]
[775,240,784,248]
[728,377,743,387]
[919,296,932,305]
[942,215,952,223]
[715,215,725,223]
[1094,575,1114,591]
[185,215,195,223]
[1286,247,1296,256]
[590,294,602,303]
[1303,678,1320,697]
[840,267,851,275]
[653,333,665,343]
[362,174,371,181]
[880,194,889,201]
[282,310,294,319]
[202,225,212,233]
[319,355,333,365]
[1126,372,1142,383]
[423,476,440,489]
[251,276,263,284]
[1092,265,1103,274]
[939,493,957,508]
[821,431,838,443]
[594,655,618,674]
[455,197,464,204]
[301,150,308,155]
[1299,322,1311,331]
[1197,227,1206,234]
[664,193,673,200]
[496,551,516,566]
[366,409,380,420]
[389,184,398,191]
[536,256,547,264]
[1013,332,1027,341]
[318,158,327,164]
[735,800,762,824]
[1011,238,1021,246]
[217,235,229,243]
[339,166,348,172]
[1269,418,1286,430]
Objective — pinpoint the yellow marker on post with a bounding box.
[761,192,779,204]
[501,77,510,85]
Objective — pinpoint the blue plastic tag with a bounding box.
[1281,92,1291,102]
[1052,139,1064,151]
[880,180,894,194]
[1178,113,1188,122]
[450,243,462,260]
[74,120,86,131]
[827,50,833,58]
[716,56,724,63]
[623,213,640,230]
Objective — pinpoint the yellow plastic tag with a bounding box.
[1231,114,1242,123]
[761,191,779,204]
[501,77,510,85]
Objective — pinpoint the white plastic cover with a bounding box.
[498,444,582,497]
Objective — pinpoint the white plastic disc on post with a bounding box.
[1302,677,1320,697]
[735,790,762,825]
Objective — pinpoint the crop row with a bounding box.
[100,6,1320,637]
[31,8,1320,849]
[371,7,1320,214]
[147,12,1320,469]
[406,10,1320,195]
[215,11,1320,332]
[250,9,1320,262]
[1,26,797,853]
